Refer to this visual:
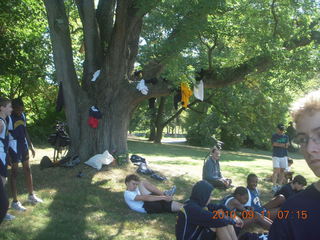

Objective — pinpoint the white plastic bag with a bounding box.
[84,150,114,170]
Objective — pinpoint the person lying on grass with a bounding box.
[175,180,243,240]
[221,186,273,230]
[124,174,182,214]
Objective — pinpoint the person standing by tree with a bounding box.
[271,123,290,192]
[269,89,320,240]
[8,98,42,212]
[0,97,13,222]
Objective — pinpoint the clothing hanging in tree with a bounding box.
[136,79,149,95]
[91,70,101,82]
[193,80,204,101]
[56,82,64,112]
[181,82,193,108]
[88,106,102,129]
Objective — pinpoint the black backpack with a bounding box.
[130,154,146,165]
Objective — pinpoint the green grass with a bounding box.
[0,140,317,240]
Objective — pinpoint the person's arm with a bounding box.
[217,161,223,178]
[272,134,287,148]
[25,126,35,158]
[203,157,219,181]
[0,121,3,134]
[203,158,217,181]
[272,142,287,148]
[229,199,247,212]
[189,207,236,229]
[135,195,172,202]
[208,203,229,212]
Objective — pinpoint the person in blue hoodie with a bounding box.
[175,180,243,240]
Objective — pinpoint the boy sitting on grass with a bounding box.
[124,174,182,214]
[221,186,272,230]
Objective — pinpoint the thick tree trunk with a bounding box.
[154,125,164,144]
[75,94,133,160]
[148,108,156,141]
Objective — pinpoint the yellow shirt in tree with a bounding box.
[181,82,193,108]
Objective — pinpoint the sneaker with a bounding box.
[4,213,15,221]
[11,201,26,211]
[164,185,176,196]
[28,194,43,204]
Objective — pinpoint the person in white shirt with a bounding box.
[124,174,183,214]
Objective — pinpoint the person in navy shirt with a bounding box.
[271,123,290,192]
[8,98,42,212]
[269,89,320,240]
[274,175,306,200]
[175,180,243,240]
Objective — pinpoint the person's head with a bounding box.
[125,174,140,191]
[211,146,221,160]
[288,158,294,166]
[291,90,320,177]
[291,175,307,191]
[277,123,285,134]
[233,186,249,204]
[0,97,12,117]
[190,180,214,207]
[247,173,258,190]
[11,98,24,116]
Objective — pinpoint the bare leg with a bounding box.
[279,168,285,185]
[138,181,163,195]
[10,163,19,202]
[171,201,183,212]
[272,168,280,186]
[215,226,233,240]
[263,195,285,209]
[227,225,238,240]
[22,161,34,195]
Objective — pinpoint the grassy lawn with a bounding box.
[0,139,317,240]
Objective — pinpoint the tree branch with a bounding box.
[96,0,116,50]
[143,0,221,79]
[75,0,103,90]
[162,93,215,127]
[107,0,132,83]
[271,0,278,37]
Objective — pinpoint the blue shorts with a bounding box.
[0,152,8,177]
[9,148,29,163]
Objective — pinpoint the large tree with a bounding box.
[43,0,320,160]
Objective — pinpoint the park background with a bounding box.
[1,0,320,239]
